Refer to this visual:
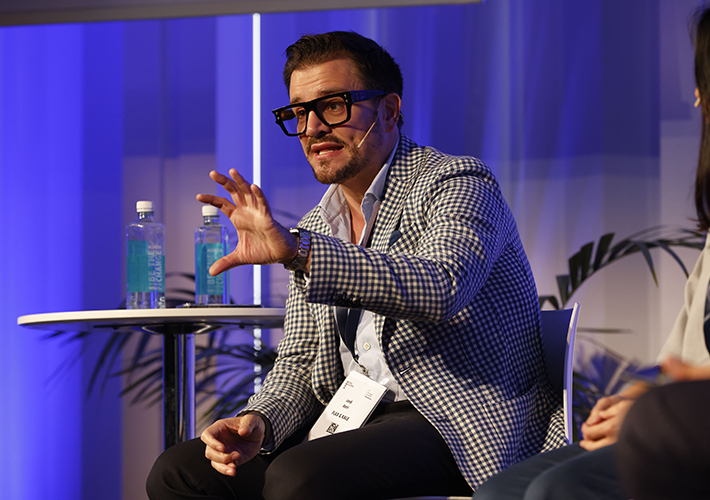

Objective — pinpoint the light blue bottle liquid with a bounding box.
[126,200,166,309]
[195,205,230,305]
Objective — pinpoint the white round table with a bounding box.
[18,307,285,448]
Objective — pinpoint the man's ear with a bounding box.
[381,93,402,132]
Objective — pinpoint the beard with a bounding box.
[306,121,383,185]
[309,141,365,185]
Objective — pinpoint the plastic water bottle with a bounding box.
[126,200,166,309]
[195,205,230,305]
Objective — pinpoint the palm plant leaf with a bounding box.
[541,226,705,309]
[119,364,163,405]
[653,240,691,276]
[556,275,570,306]
[538,295,560,310]
[88,331,132,395]
[628,241,658,286]
[592,233,615,271]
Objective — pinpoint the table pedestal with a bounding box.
[164,331,195,445]
[17,307,285,450]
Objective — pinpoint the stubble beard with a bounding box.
[309,141,364,185]
[307,126,383,186]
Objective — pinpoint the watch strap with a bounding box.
[284,228,311,271]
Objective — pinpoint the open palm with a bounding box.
[197,169,296,275]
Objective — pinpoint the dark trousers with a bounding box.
[146,401,472,500]
[473,443,627,500]
[617,379,710,500]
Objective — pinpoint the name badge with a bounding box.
[308,371,387,440]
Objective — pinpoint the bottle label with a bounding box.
[127,240,165,293]
[196,243,225,295]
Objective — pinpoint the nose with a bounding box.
[304,109,331,137]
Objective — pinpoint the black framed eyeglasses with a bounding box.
[272,90,385,137]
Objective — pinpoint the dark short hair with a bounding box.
[282,31,404,127]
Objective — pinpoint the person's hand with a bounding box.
[579,395,634,451]
[662,356,710,382]
[196,169,298,275]
[200,414,266,476]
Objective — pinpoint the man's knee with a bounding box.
[263,446,339,500]
[146,438,208,499]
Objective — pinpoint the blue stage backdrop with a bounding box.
[1,0,700,498]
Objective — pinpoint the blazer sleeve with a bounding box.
[239,273,332,451]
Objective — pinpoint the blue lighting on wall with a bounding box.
[0,23,85,500]
[0,1,670,498]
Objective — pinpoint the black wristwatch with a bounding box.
[284,228,311,271]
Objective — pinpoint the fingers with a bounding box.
[204,444,238,468]
[581,417,613,441]
[579,436,614,451]
[214,169,256,205]
[237,413,265,439]
[201,423,226,452]
[585,395,618,426]
[662,356,710,381]
[198,170,271,220]
[199,415,265,477]
[212,462,237,477]
[598,398,632,421]
[209,252,243,276]
[248,182,272,215]
[197,169,255,207]
[201,422,240,476]
[195,193,234,214]
[580,402,631,449]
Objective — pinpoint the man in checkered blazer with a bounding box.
[147,31,565,500]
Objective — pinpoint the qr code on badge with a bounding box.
[326,422,339,435]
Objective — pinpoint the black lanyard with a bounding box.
[335,306,363,361]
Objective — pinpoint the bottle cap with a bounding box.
[136,200,154,213]
[202,205,220,217]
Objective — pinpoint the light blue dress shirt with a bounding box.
[315,142,405,402]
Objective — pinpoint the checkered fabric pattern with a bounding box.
[243,134,566,489]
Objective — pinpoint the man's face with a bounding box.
[288,58,383,186]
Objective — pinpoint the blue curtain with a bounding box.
[0,0,681,498]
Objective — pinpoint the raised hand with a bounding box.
[197,169,298,275]
[201,414,266,476]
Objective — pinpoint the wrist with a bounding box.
[283,228,311,272]
[240,410,272,448]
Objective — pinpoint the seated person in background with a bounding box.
[474,6,710,500]
[146,30,565,500]
[617,361,710,500]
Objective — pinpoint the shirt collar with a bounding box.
[317,140,399,242]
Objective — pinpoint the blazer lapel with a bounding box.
[369,135,424,252]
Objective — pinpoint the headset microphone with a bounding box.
[356,108,379,149]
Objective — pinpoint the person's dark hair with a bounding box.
[283,31,404,128]
[693,7,710,230]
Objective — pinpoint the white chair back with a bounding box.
[540,302,580,444]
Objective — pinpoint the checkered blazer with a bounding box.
[244,134,566,488]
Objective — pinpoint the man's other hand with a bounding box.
[200,413,266,476]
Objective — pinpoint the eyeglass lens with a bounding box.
[280,95,350,135]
